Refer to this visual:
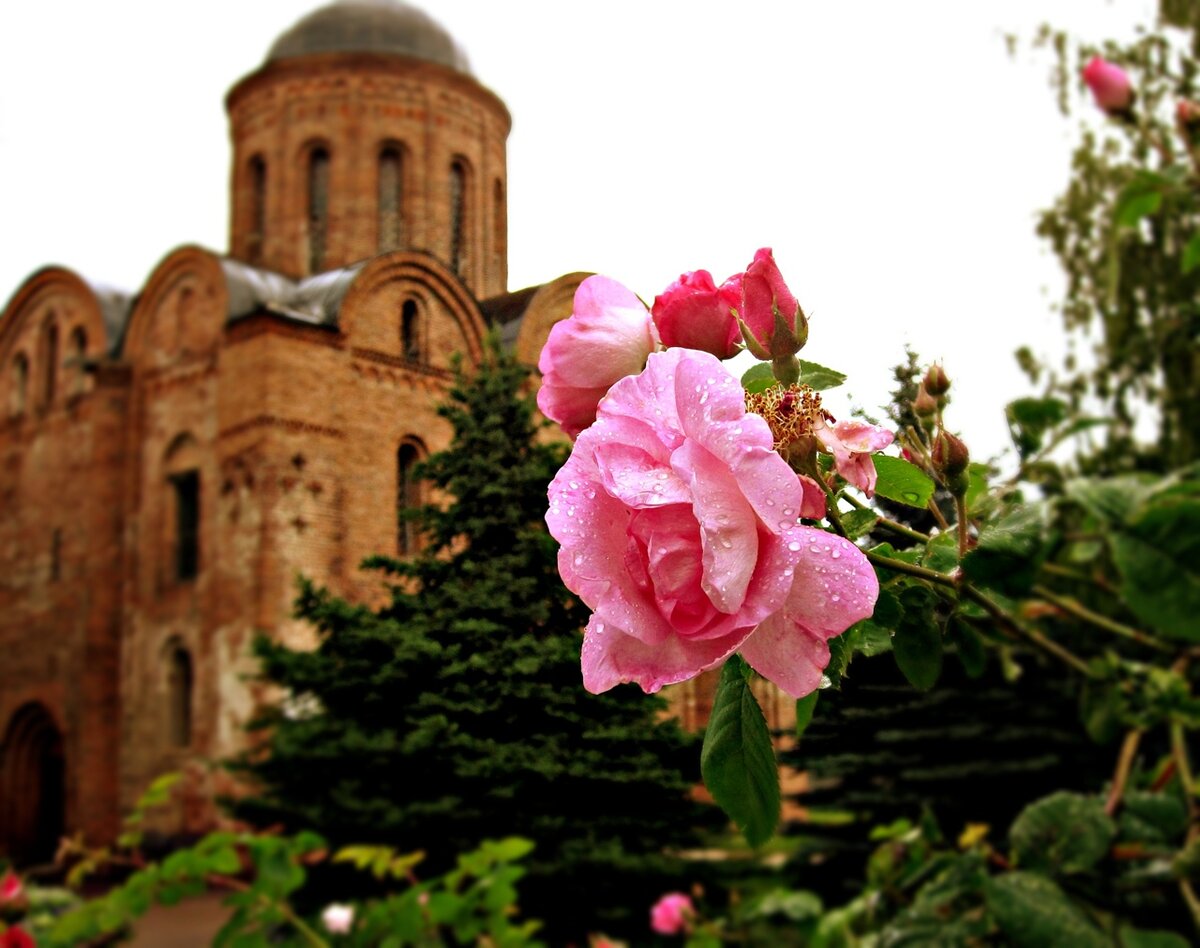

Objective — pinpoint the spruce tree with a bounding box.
[231,338,710,939]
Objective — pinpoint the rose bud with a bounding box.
[652,270,743,359]
[923,364,950,397]
[1082,56,1134,116]
[736,249,808,381]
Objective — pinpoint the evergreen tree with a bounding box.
[230,338,710,939]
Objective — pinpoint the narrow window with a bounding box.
[401,300,420,361]
[39,321,58,408]
[449,159,467,276]
[171,470,200,580]
[493,178,506,281]
[69,327,87,394]
[397,443,422,555]
[308,147,330,274]
[50,528,62,582]
[10,354,28,416]
[378,146,403,251]
[166,644,193,747]
[249,155,267,264]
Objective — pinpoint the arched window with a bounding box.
[39,319,59,408]
[397,441,423,555]
[165,642,194,748]
[69,327,87,395]
[307,146,331,274]
[10,353,28,416]
[248,154,267,263]
[401,299,420,361]
[493,178,506,281]
[164,435,202,583]
[378,145,404,252]
[449,158,468,277]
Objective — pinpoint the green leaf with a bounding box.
[1006,397,1067,459]
[1110,493,1200,642]
[1183,232,1200,274]
[1064,476,1152,524]
[1119,792,1188,846]
[872,455,935,508]
[796,360,846,390]
[795,692,819,739]
[839,507,878,539]
[965,462,989,513]
[1113,174,1165,229]
[701,656,780,847]
[893,617,941,691]
[947,617,986,678]
[1009,792,1115,875]
[961,503,1047,596]
[985,872,1108,948]
[740,362,777,394]
[1118,927,1192,948]
[921,530,959,573]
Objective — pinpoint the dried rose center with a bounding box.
[745,384,824,449]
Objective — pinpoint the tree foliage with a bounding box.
[230,338,710,940]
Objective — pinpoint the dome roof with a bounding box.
[267,0,471,73]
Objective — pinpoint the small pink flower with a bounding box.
[537,276,661,439]
[1082,56,1133,114]
[651,270,743,359]
[815,419,894,498]
[737,248,802,357]
[321,903,354,935]
[548,348,878,698]
[650,893,694,936]
[0,872,21,904]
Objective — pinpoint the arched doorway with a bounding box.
[0,703,65,866]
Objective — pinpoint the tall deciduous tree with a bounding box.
[230,338,710,939]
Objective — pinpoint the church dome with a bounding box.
[266,0,471,74]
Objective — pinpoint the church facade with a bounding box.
[0,0,585,863]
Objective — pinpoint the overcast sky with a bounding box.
[0,1,1159,461]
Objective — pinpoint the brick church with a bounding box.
[0,0,589,865]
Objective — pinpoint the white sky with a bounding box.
[0,0,1159,461]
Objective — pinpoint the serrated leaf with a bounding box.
[893,615,942,691]
[872,455,935,508]
[985,872,1109,948]
[701,656,780,847]
[947,617,986,678]
[1111,532,1199,642]
[961,503,1047,596]
[741,362,777,394]
[796,360,846,390]
[1064,476,1152,525]
[1009,792,1115,875]
[795,691,819,738]
[921,531,959,573]
[840,507,878,539]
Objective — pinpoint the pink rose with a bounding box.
[537,276,660,439]
[650,892,694,936]
[815,419,894,498]
[547,348,878,698]
[1082,56,1133,115]
[651,270,743,359]
[737,248,805,358]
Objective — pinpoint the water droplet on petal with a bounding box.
[788,541,802,552]
[831,549,841,559]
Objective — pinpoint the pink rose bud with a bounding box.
[537,275,661,439]
[321,903,355,935]
[651,270,744,359]
[736,248,807,364]
[1082,56,1133,115]
[650,892,694,936]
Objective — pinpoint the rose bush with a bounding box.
[546,347,877,698]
